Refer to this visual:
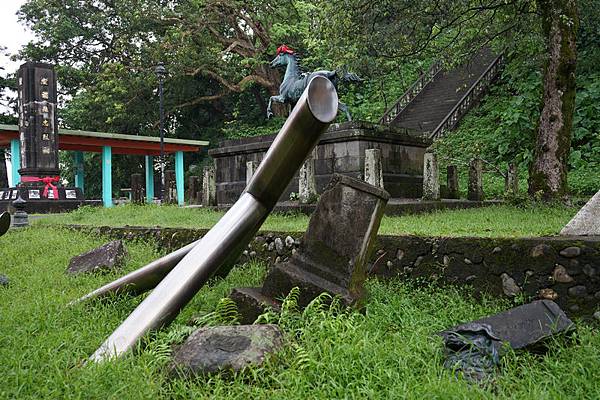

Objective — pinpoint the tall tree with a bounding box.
[316,0,579,199]
[528,0,578,198]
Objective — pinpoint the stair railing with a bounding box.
[379,61,442,125]
[429,53,505,140]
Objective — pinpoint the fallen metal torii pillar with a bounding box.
[89,76,338,362]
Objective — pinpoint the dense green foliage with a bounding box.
[2,227,600,398]
[433,48,600,196]
[37,203,577,237]
[0,0,597,197]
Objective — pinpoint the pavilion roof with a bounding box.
[0,124,209,155]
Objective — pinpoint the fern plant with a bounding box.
[192,297,240,327]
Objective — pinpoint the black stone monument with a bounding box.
[0,62,84,213]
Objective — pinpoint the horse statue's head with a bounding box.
[270,45,296,68]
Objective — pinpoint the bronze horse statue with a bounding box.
[267,45,362,120]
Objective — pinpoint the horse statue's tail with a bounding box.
[339,71,363,83]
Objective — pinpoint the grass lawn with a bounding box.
[1,227,600,399]
[36,203,578,237]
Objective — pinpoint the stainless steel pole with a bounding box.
[69,239,201,305]
[90,76,338,361]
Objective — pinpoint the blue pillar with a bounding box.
[74,151,84,193]
[175,151,184,206]
[145,155,155,203]
[102,146,112,208]
[10,139,20,186]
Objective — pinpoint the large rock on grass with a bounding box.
[0,274,9,287]
[171,324,284,376]
[66,240,128,275]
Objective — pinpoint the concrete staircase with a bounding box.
[381,48,503,140]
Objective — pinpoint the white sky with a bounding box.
[0,0,33,115]
[0,0,34,76]
[0,0,33,185]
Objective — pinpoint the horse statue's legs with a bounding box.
[338,102,352,121]
[267,95,286,119]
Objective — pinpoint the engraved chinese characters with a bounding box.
[17,62,60,177]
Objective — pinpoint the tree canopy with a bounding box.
[2,0,597,199]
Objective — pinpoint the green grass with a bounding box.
[36,203,578,237]
[1,227,600,399]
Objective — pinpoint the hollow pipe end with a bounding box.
[306,76,339,123]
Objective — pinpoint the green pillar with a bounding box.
[175,151,184,206]
[102,146,112,208]
[74,151,84,193]
[10,139,20,186]
[145,155,154,203]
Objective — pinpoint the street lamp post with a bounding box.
[155,62,167,202]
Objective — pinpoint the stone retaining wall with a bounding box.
[208,121,430,205]
[67,225,600,318]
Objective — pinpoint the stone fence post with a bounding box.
[131,173,143,204]
[364,148,384,189]
[505,163,518,195]
[202,165,216,207]
[299,150,317,204]
[246,161,258,187]
[468,158,483,201]
[446,165,459,199]
[187,176,200,205]
[422,152,440,200]
[164,170,176,204]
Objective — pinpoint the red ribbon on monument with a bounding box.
[21,176,61,200]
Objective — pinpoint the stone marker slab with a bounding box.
[171,324,283,376]
[66,240,128,275]
[441,300,574,352]
[468,158,483,201]
[0,212,10,237]
[446,165,459,199]
[0,274,9,287]
[561,190,600,236]
[232,174,389,323]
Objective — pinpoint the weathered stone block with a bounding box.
[298,151,317,204]
[505,163,518,195]
[468,158,483,201]
[245,161,258,186]
[131,173,143,204]
[164,170,176,204]
[229,288,281,325]
[187,176,200,205]
[66,240,128,275]
[171,325,283,376]
[422,152,440,201]
[208,121,430,204]
[202,165,216,207]
[364,148,384,189]
[232,174,389,321]
[446,165,459,199]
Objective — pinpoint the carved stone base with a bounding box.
[0,186,84,213]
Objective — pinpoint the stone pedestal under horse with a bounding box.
[267,45,362,120]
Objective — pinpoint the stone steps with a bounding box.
[390,48,499,133]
